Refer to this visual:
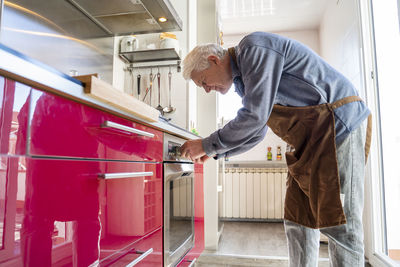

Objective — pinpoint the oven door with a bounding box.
[164,162,194,267]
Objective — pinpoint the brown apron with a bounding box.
[228,47,372,229]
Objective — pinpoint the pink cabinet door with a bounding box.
[0,76,30,156]
[0,156,162,266]
[29,89,163,161]
[100,227,163,267]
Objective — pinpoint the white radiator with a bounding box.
[220,168,287,220]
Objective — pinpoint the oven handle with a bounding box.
[165,170,194,183]
[102,120,155,138]
[125,248,153,267]
[98,172,153,180]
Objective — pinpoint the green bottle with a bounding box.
[267,147,272,161]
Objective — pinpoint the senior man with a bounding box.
[180,32,371,267]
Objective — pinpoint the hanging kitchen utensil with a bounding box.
[155,68,164,114]
[149,69,153,106]
[129,67,134,96]
[142,86,150,102]
[142,73,150,102]
[137,73,141,98]
[163,66,176,113]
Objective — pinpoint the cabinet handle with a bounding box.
[98,172,153,180]
[103,120,155,138]
[125,248,153,267]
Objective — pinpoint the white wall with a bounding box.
[229,131,287,162]
[187,0,198,132]
[221,30,321,162]
[319,0,364,96]
[223,29,320,53]
[196,0,220,251]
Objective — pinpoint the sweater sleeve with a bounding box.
[202,46,285,158]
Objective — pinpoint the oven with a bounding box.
[163,133,194,267]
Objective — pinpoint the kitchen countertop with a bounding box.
[0,43,199,140]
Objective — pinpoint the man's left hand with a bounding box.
[180,139,206,161]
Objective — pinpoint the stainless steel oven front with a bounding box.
[163,133,194,267]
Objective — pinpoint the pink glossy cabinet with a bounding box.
[29,89,163,161]
[0,156,162,266]
[0,78,164,266]
[0,156,22,264]
[0,76,30,156]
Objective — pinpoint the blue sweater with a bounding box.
[202,32,370,158]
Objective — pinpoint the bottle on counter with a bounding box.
[267,147,272,161]
[276,146,282,161]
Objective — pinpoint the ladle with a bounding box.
[163,67,176,113]
[155,68,164,114]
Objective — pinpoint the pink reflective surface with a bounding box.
[177,163,205,266]
[29,89,163,161]
[101,227,163,266]
[0,77,30,156]
[0,156,162,266]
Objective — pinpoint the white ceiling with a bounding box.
[219,0,330,35]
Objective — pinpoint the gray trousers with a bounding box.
[284,121,367,267]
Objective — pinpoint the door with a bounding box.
[164,162,194,267]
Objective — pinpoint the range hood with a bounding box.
[4,0,183,38]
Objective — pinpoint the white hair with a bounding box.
[182,44,227,80]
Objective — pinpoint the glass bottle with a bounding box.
[267,147,272,161]
[276,146,282,161]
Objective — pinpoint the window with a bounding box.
[217,85,242,121]
[366,0,400,264]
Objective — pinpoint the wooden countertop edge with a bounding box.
[75,74,160,123]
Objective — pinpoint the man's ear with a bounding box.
[207,55,220,65]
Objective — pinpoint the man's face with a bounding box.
[191,55,233,95]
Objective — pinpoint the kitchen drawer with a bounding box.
[0,157,162,266]
[100,227,163,267]
[177,256,197,267]
[29,89,163,161]
[106,164,163,237]
[0,76,30,156]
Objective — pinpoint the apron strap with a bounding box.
[330,95,363,109]
[228,47,237,66]
[330,95,372,164]
[365,114,372,164]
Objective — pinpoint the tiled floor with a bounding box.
[196,221,329,267]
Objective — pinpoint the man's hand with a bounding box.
[180,139,207,161]
[195,155,210,164]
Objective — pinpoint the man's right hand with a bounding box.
[195,155,210,164]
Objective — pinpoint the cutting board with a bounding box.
[76,74,159,123]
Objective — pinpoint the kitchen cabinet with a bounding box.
[29,89,163,161]
[0,76,30,156]
[0,156,162,266]
[0,68,203,266]
[100,227,163,267]
[0,156,21,264]
[0,75,165,266]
